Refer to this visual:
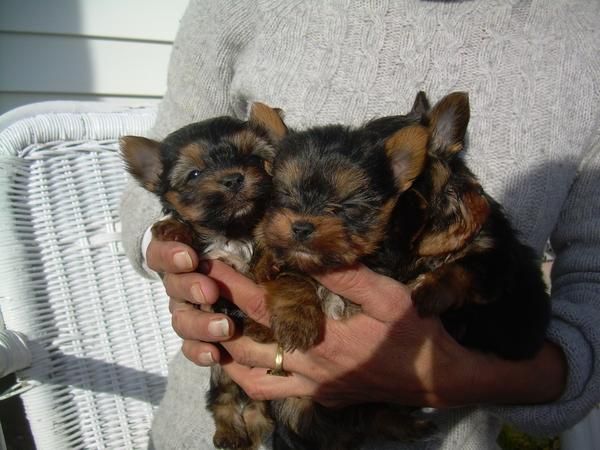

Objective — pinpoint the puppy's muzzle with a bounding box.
[291,221,315,242]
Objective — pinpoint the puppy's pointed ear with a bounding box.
[249,102,288,142]
[385,125,428,192]
[428,92,470,157]
[410,91,430,117]
[120,136,162,192]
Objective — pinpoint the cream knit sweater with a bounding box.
[120,1,600,448]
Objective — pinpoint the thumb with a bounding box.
[313,264,413,322]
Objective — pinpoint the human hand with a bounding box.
[199,261,471,408]
[203,261,567,409]
[146,238,236,365]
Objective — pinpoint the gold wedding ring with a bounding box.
[267,344,288,377]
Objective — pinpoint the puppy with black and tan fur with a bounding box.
[254,92,550,449]
[252,97,434,449]
[120,103,287,450]
[371,91,550,360]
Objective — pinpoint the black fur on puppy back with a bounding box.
[387,91,551,360]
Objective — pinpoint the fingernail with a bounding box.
[208,318,230,338]
[190,284,206,303]
[173,251,193,271]
[199,352,215,366]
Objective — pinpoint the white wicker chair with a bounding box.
[0,103,179,449]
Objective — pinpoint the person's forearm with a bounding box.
[442,341,567,407]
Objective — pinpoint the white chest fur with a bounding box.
[203,236,254,274]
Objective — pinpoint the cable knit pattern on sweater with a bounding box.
[119,0,600,448]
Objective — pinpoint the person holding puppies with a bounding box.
[121,0,600,448]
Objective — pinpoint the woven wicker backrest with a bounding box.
[0,106,178,449]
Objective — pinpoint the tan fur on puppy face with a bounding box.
[257,120,424,272]
[258,197,397,273]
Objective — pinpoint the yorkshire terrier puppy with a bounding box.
[380,91,550,360]
[253,100,434,449]
[120,103,288,450]
[254,110,428,350]
[255,92,550,448]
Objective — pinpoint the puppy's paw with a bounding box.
[264,274,324,351]
[410,266,475,317]
[151,217,194,246]
[243,318,274,344]
[212,426,252,450]
[409,274,445,317]
[271,306,323,351]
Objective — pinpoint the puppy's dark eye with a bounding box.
[186,169,201,182]
[274,189,295,207]
[324,203,343,215]
[247,155,263,165]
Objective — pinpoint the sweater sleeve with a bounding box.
[119,0,256,275]
[488,126,600,435]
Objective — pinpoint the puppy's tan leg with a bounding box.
[264,273,324,351]
[242,400,274,448]
[208,367,253,449]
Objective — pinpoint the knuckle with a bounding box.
[322,266,368,297]
[337,267,365,290]
[244,383,268,401]
[312,325,341,362]
[171,310,186,337]
[181,341,209,366]
[163,273,188,301]
[245,293,271,325]
[313,341,338,368]
[146,240,163,271]
[162,273,173,292]
[180,341,194,361]
[231,346,256,368]
[166,275,186,301]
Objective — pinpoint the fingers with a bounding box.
[146,239,199,273]
[200,260,271,326]
[163,271,220,305]
[169,297,235,342]
[222,361,315,401]
[221,336,283,370]
[313,264,413,322]
[181,340,222,366]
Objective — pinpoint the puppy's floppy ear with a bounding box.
[248,102,288,142]
[384,125,428,192]
[120,136,162,193]
[428,92,470,157]
[410,91,431,117]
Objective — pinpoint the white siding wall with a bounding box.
[0,0,189,114]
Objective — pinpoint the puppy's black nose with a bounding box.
[221,172,245,191]
[291,221,315,242]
